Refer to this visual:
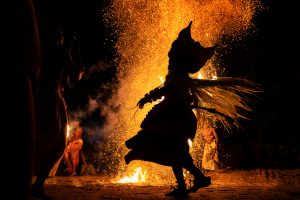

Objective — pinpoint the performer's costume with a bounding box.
[125,21,260,177]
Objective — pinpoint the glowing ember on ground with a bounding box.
[212,75,218,80]
[117,167,147,184]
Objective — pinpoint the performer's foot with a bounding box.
[187,176,211,193]
[64,167,72,174]
[165,186,188,197]
[71,172,77,176]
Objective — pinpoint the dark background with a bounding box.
[56,0,300,170]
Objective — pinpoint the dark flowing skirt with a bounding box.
[125,99,197,166]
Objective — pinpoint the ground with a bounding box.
[32,169,300,200]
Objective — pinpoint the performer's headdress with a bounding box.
[168,21,216,74]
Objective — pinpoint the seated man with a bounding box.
[63,126,83,176]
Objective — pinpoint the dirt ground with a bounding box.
[31,169,300,200]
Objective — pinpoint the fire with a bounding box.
[66,124,70,138]
[198,72,203,79]
[66,121,80,139]
[117,167,147,184]
[159,75,165,83]
[188,138,193,148]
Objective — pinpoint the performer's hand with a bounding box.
[137,97,147,109]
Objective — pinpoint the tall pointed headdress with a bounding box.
[168,21,216,74]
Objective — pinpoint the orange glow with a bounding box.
[188,139,193,148]
[117,167,147,184]
[159,75,165,83]
[103,0,263,185]
[212,75,218,80]
[198,72,203,79]
[66,125,70,138]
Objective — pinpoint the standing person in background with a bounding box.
[202,121,220,171]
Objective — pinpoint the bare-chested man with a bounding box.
[202,123,220,171]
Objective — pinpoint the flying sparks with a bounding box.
[102,0,263,185]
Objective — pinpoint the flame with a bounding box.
[188,138,193,148]
[212,75,218,80]
[66,124,70,138]
[117,167,147,183]
[198,72,203,79]
[159,75,165,83]
[66,121,80,139]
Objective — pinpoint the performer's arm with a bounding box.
[137,85,167,108]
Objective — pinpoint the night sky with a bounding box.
[59,0,300,169]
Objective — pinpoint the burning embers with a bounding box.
[101,0,262,186]
[116,167,147,184]
[116,138,193,184]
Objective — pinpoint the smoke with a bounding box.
[65,59,121,175]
